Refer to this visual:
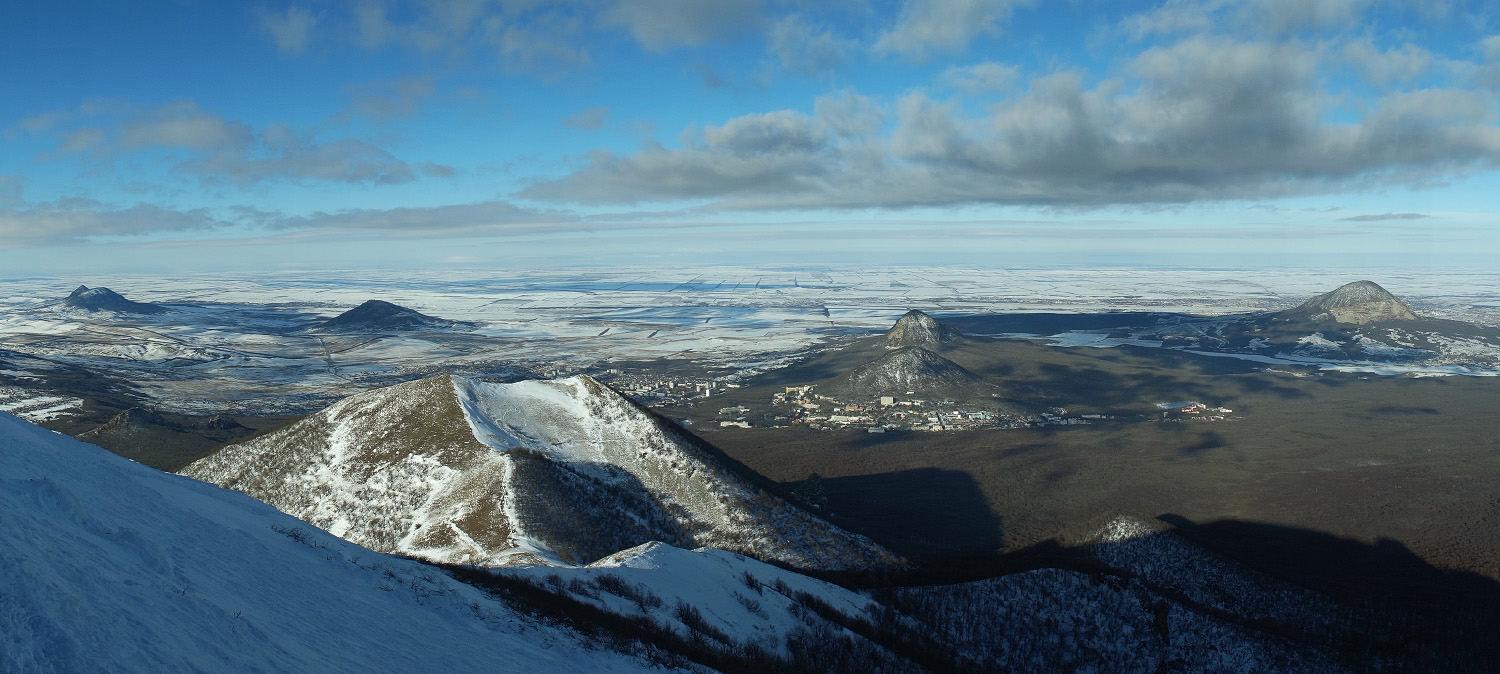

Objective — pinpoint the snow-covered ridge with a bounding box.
[0,411,667,674]
[183,374,897,571]
[504,541,882,658]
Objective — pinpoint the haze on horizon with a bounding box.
[4,0,1500,273]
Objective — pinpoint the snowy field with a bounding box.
[2,267,1497,414]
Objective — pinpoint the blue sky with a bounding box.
[3,0,1500,273]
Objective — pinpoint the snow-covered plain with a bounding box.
[2,267,1498,413]
[0,411,675,674]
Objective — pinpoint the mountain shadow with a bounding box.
[809,467,1004,561]
[1155,514,1500,671]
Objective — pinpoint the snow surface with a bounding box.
[504,541,879,658]
[0,411,674,674]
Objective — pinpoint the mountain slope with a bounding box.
[63,285,166,314]
[1274,280,1418,325]
[181,374,897,570]
[318,299,460,332]
[823,346,1001,404]
[0,411,668,674]
[883,310,960,349]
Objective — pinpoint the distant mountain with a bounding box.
[317,299,462,332]
[824,346,1008,407]
[884,309,961,349]
[63,285,166,314]
[0,411,671,674]
[181,374,897,571]
[1274,280,1418,325]
[1136,281,1500,368]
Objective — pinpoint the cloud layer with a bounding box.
[526,35,1500,209]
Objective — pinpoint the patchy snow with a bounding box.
[996,331,1164,348]
[0,387,83,422]
[1294,332,1344,353]
[505,542,879,657]
[184,375,897,572]
[0,412,674,674]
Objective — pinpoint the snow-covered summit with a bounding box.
[181,374,898,570]
[0,411,669,674]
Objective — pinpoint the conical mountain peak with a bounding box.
[62,284,166,314]
[1281,280,1417,324]
[319,299,458,332]
[883,309,960,349]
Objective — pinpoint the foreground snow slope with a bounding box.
[0,412,664,674]
[183,374,895,570]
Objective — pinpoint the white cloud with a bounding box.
[767,15,855,77]
[1341,40,1433,85]
[940,61,1019,94]
[875,0,1033,60]
[524,38,1500,209]
[562,107,610,131]
[603,0,764,51]
[51,102,419,186]
[261,5,319,55]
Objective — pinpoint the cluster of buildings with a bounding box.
[1155,401,1234,421]
[757,385,1031,433]
[598,370,738,407]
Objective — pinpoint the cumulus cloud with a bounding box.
[875,0,1033,60]
[562,107,610,131]
[940,61,1019,94]
[48,102,419,186]
[603,0,763,51]
[339,76,437,121]
[348,0,590,73]
[1341,40,1434,85]
[767,15,855,77]
[0,201,222,248]
[1121,0,1373,39]
[523,99,869,204]
[525,38,1500,209]
[261,6,319,55]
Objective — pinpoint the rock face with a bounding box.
[63,285,166,314]
[883,309,961,349]
[181,375,897,571]
[318,299,458,332]
[1278,281,1418,325]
